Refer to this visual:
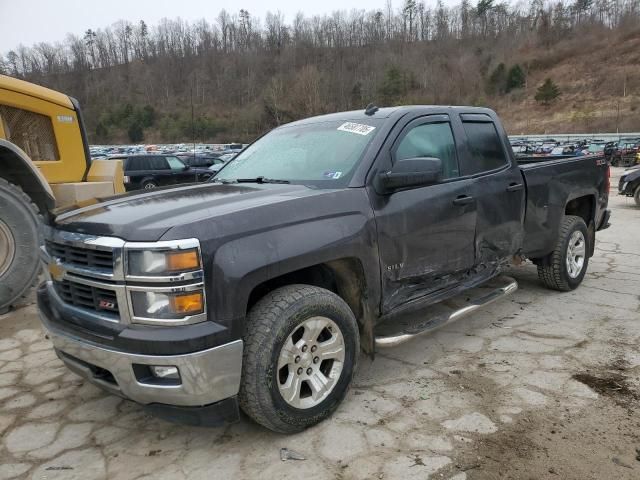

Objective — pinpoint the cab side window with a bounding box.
[395,122,460,179]
[461,121,508,175]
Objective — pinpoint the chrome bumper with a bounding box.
[41,319,243,408]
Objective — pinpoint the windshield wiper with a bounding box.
[235,177,290,184]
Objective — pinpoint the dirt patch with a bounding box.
[572,359,639,407]
[447,400,640,480]
[572,373,638,403]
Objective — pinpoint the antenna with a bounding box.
[191,81,196,155]
[365,103,379,116]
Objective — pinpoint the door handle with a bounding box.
[453,195,475,206]
[506,183,524,192]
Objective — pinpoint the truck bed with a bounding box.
[518,154,609,259]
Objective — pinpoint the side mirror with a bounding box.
[376,157,442,194]
[183,165,190,171]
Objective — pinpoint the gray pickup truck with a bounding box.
[37,106,610,433]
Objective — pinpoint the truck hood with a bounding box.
[53,182,341,241]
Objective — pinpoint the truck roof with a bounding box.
[0,74,74,109]
[285,105,497,127]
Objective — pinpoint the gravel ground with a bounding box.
[0,167,638,480]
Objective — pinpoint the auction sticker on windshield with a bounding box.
[337,122,376,136]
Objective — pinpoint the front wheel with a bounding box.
[537,215,589,291]
[634,186,640,206]
[0,179,42,314]
[239,285,359,433]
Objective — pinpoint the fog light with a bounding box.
[150,366,180,380]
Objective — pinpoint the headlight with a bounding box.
[131,289,204,320]
[127,243,201,277]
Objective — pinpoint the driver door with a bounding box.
[369,114,477,314]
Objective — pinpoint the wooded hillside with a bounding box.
[2,0,640,143]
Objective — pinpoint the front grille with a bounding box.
[46,241,114,271]
[53,279,119,316]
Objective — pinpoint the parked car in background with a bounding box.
[618,166,640,206]
[218,152,238,162]
[511,143,536,156]
[587,143,606,155]
[550,145,583,157]
[176,153,226,169]
[109,154,213,190]
[611,140,640,167]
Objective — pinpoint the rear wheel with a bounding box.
[536,215,589,291]
[141,180,158,190]
[239,284,359,433]
[0,179,42,314]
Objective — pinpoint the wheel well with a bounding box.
[565,195,594,225]
[565,195,596,257]
[246,258,367,325]
[0,141,54,215]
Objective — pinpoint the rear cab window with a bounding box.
[459,116,509,176]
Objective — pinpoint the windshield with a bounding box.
[213,120,380,186]
[588,144,605,153]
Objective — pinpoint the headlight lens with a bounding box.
[131,290,204,319]
[128,248,200,276]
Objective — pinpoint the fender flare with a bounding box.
[0,139,55,214]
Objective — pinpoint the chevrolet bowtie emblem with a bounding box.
[48,260,65,282]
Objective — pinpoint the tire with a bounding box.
[536,215,589,291]
[238,284,359,433]
[634,186,640,207]
[0,179,42,313]
[141,180,158,190]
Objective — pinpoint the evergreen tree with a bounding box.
[379,67,406,102]
[506,64,526,92]
[487,63,507,95]
[127,121,144,142]
[534,78,561,105]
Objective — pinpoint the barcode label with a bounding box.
[337,122,376,136]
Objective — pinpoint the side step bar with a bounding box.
[374,276,518,348]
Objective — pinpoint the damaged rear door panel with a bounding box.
[455,113,526,267]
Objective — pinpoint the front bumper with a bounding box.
[38,285,243,411]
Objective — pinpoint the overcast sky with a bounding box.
[1,0,460,52]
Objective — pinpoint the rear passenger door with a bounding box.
[456,114,525,265]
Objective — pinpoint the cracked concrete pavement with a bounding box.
[0,168,638,479]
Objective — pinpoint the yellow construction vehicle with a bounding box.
[0,75,124,313]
